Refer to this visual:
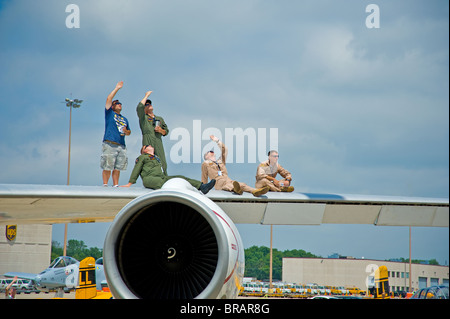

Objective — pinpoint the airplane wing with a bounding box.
[3,272,37,281]
[0,183,448,227]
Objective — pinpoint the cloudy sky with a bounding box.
[0,1,448,266]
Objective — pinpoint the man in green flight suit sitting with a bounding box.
[121,144,216,194]
[136,90,169,175]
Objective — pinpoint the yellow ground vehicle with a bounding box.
[330,286,348,295]
[346,286,365,296]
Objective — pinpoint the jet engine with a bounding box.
[103,178,244,299]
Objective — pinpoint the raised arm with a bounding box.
[140,90,152,105]
[6,276,18,290]
[210,135,228,164]
[105,81,123,109]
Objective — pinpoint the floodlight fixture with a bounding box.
[64,97,83,108]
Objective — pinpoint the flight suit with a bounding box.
[201,140,256,193]
[136,102,169,175]
[255,160,292,192]
[129,154,201,190]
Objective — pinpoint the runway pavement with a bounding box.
[8,290,76,299]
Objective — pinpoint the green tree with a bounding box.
[244,246,320,280]
[67,239,88,260]
[51,239,103,263]
[87,246,103,260]
[51,240,63,262]
[428,259,439,265]
[389,257,440,266]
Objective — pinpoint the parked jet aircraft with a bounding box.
[0,180,448,299]
[4,256,79,294]
[3,255,106,296]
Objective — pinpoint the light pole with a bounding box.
[409,226,412,292]
[63,96,83,256]
[65,97,83,185]
[269,225,273,293]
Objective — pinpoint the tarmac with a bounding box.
[7,290,76,299]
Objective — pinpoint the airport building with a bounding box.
[282,257,449,292]
[0,224,52,275]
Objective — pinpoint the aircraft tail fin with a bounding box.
[75,257,97,299]
[373,265,391,299]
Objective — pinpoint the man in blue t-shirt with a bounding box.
[101,81,131,187]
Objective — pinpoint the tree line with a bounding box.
[244,246,319,280]
[51,240,103,262]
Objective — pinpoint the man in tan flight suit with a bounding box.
[202,135,269,197]
[255,150,294,192]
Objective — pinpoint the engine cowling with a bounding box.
[103,178,244,299]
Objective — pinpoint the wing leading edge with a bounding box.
[0,184,448,227]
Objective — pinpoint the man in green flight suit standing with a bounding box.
[137,90,169,175]
[121,144,216,194]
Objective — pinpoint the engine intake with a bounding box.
[103,179,243,299]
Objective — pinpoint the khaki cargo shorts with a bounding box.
[100,141,128,171]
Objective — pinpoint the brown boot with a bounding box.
[252,186,270,197]
[233,181,243,195]
[281,186,294,192]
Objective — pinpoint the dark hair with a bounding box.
[145,99,152,105]
[141,145,152,154]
